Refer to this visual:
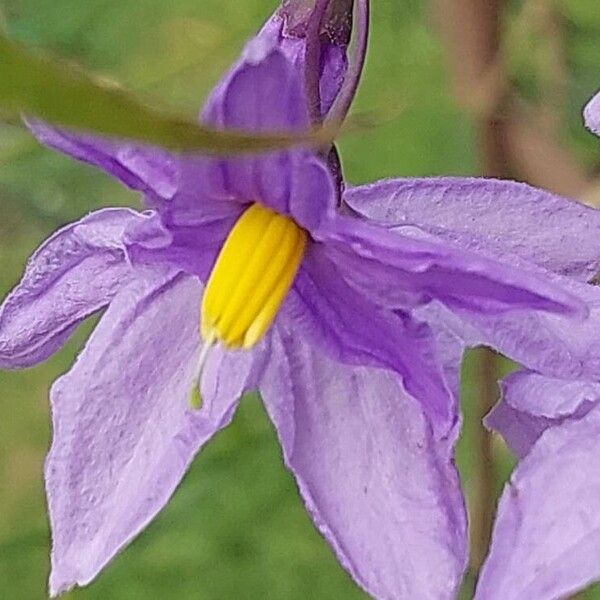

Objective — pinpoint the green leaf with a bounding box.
[0,34,327,154]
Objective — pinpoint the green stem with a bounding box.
[469,348,498,578]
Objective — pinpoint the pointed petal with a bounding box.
[316,212,585,318]
[436,279,600,381]
[28,21,338,228]
[486,370,600,458]
[260,329,467,600]
[345,177,600,283]
[47,271,264,596]
[288,152,338,230]
[342,177,600,384]
[28,118,249,228]
[584,91,600,138]
[476,405,600,600]
[285,246,457,435]
[205,40,305,211]
[0,208,153,368]
[27,119,178,202]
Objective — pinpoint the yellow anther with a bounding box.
[201,203,307,349]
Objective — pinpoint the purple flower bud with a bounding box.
[278,0,353,46]
[273,0,366,125]
[276,0,369,193]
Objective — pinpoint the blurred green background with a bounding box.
[1,0,600,598]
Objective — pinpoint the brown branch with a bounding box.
[504,106,589,197]
[433,0,591,199]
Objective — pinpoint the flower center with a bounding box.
[201,202,307,350]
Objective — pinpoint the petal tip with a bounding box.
[584,91,600,137]
[49,570,77,599]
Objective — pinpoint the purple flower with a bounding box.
[0,3,592,598]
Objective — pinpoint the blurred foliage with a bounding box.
[1,0,600,598]
[0,35,323,155]
[505,0,600,166]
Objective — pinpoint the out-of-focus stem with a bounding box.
[471,42,508,564]
[470,348,499,575]
[433,0,590,199]
[469,105,506,579]
[469,92,508,578]
[434,0,507,583]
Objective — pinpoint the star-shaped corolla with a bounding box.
[0,6,590,600]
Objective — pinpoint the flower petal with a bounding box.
[0,208,152,368]
[28,18,339,229]
[486,370,600,458]
[436,279,600,381]
[342,178,600,383]
[28,118,248,228]
[260,328,468,600]
[288,152,338,230]
[317,212,585,318]
[201,33,339,225]
[344,177,600,283]
[125,209,238,281]
[285,245,457,434]
[584,91,600,138]
[203,32,308,133]
[27,119,178,202]
[47,270,264,596]
[476,405,600,600]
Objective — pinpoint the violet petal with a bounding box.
[486,370,600,458]
[0,208,151,368]
[27,119,177,203]
[202,39,323,221]
[285,245,457,435]
[438,280,600,381]
[316,212,586,318]
[344,177,600,283]
[47,271,264,595]
[584,91,600,138]
[260,327,467,600]
[476,405,600,600]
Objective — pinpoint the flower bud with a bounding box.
[278,0,353,47]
